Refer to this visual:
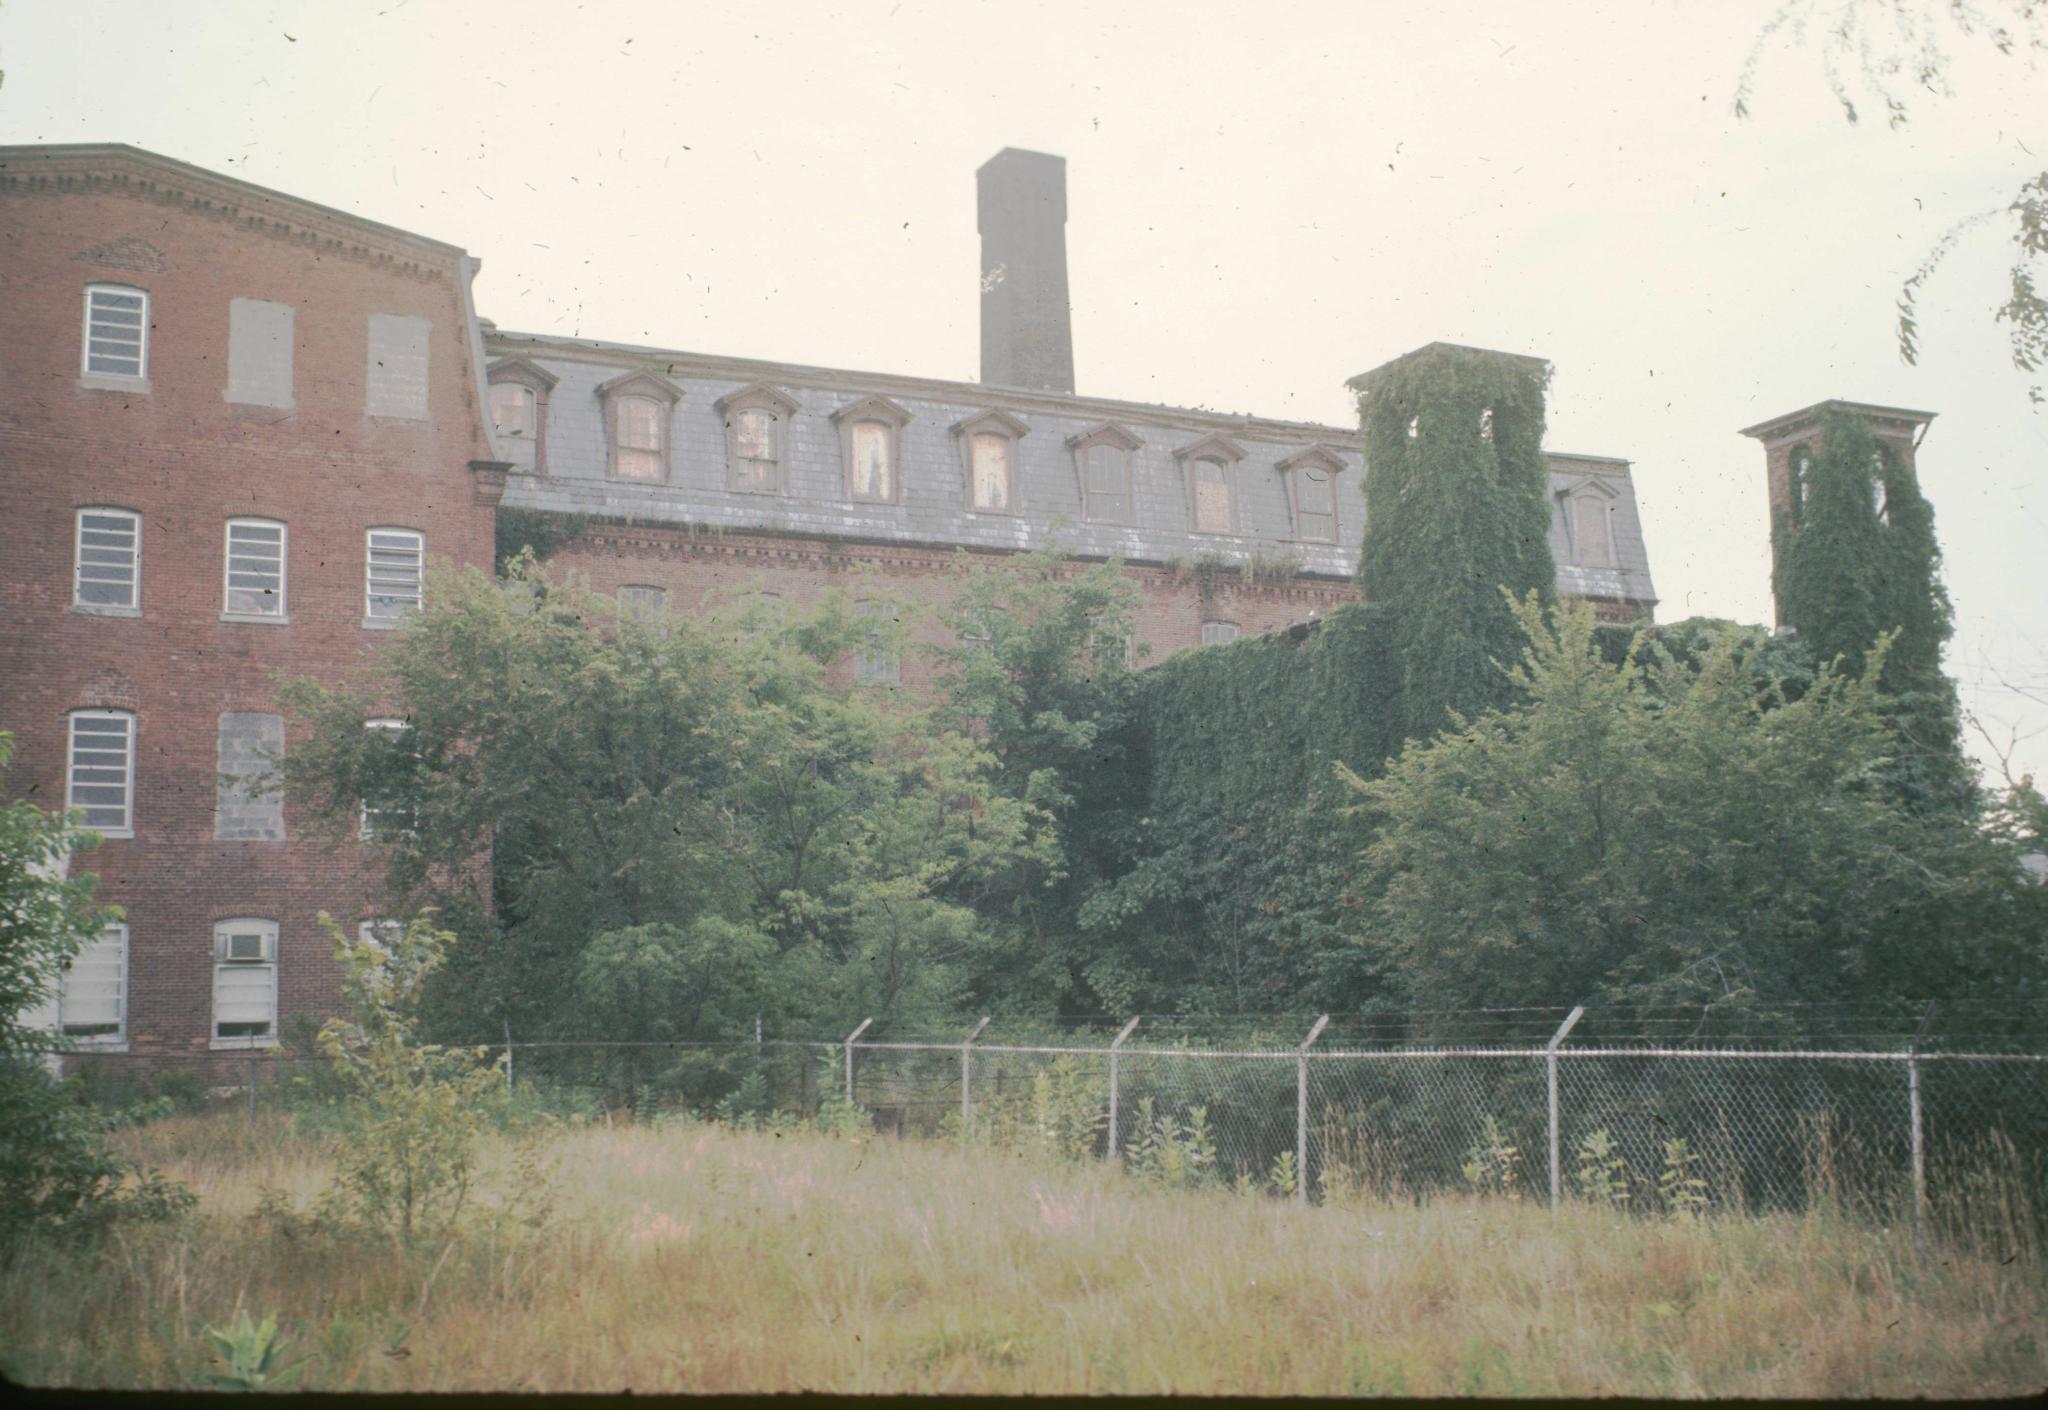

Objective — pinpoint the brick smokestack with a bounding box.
[977,148,1074,394]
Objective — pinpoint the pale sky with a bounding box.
[5,0,2044,786]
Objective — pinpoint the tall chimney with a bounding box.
[977,148,1074,394]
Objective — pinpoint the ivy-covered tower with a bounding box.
[1347,342,1558,743]
[1740,399,1968,810]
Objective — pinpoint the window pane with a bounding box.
[1085,446,1128,521]
[616,447,663,481]
[619,397,662,451]
[85,288,147,377]
[736,409,776,461]
[970,433,1010,509]
[850,421,892,500]
[68,713,133,831]
[75,509,139,608]
[1201,621,1240,646]
[225,521,286,616]
[365,531,423,618]
[60,925,125,1037]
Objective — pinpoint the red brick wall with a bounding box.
[542,522,1364,691]
[0,158,496,1055]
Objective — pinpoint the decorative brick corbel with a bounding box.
[468,459,514,507]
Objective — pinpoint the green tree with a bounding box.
[1344,597,2046,1014]
[0,732,187,1251]
[277,558,1056,1041]
[1350,343,1559,741]
[1735,0,2048,404]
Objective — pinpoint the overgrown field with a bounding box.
[2,1111,2042,1396]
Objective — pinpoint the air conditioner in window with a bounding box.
[220,931,274,963]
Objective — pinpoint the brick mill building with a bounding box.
[0,142,1676,1057]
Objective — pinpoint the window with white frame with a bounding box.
[212,918,278,1046]
[359,918,402,955]
[364,528,424,622]
[853,599,900,685]
[223,518,287,619]
[359,718,413,842]
[1200,620,1240,646]
[74,507,141,612]
[82,285,148,381]
[58,923,127,1044]
[486,358,557,473]
[67,710,134,837]
[613,396,665,481]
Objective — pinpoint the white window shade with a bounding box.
[60,924,127,1042]
[365,529,424,621]
[213,920,278,1044]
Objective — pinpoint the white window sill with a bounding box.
[365,411,431,424]
[967,504,1024,518]
[224,393,295,411]
[209,1036,279,1052]
[86,827,134,841]
[70,603,142,619]
[361,616,403,631]
[727,484,788,497]
[60,1037,129,1053]
[78,374,150,395]
[221,611,290,626]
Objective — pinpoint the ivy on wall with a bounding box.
[1352,344,1558,741]
[1771,408,1967,810]
[493,507,593,575]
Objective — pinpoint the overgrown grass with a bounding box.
[1,1111,2041,1396]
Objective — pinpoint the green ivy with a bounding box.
[492,507,592,575]
[1350,344,1558,741]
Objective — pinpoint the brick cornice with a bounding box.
[0,145,464,283]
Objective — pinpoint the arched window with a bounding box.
[1277,446,1347,544]
[716,383,800,494]
[1175,434,1246,534]
[1067,423,1143,525]
[598,369,683,483]
[953,409,1030,513]
[833,395,912,505]
[486,357,558,473]
[82,284,149,383]
[223,518,288,620]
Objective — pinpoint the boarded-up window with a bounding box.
[365,313,430,420]
[970,433,1012,510]
[1201,621,1240,646]
[227,298,294,408]
[1295,466,1336,542]
[216,712,285,842]
[618,584,668,625]
[1192,457,1233,533]
[615,396,665,481]
[491,383,535,438]
[1573,495,1614,567]
[849,421,893,501]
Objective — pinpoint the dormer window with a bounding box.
[1174,433,1247,535]
[1068,423,1143,525]
[598,369,683,484]
[487,357,558,473]
[952,409,1030,513]
[715,383,800,495]
[1277,446,1346,544]
[832,395,913,505]
[1561,480,1621,568]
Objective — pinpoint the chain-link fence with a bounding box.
[50,1003,2048,1230]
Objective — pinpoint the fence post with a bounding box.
[1106,1016,1141,1162]
[843,1017,873,1107]
[1297,1015,1330,1205]
[1546,1005,1585,1214]
[1909,1000,1936,1249]
[504,1018,514,1095]
[247,1053,257,1123]
[961,1016,991,1133]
